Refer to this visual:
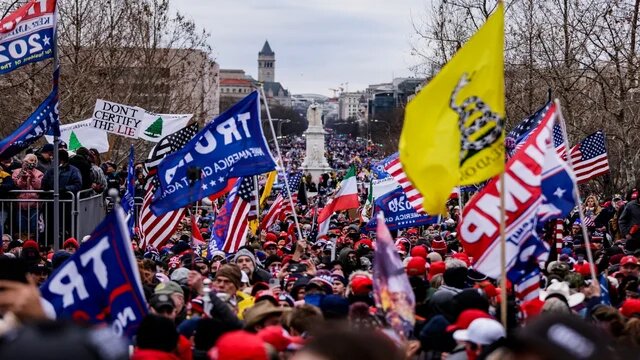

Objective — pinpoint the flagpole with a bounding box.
[253,175,261,235]
[259,85,304,241]
[555,99,600,288]
[499,172,508,329]
[52,3,60,250]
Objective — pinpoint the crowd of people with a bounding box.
[2,133,640,360]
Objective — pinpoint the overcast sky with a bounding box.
[172,0,427,96]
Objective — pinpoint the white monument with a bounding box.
[301,103,332,181]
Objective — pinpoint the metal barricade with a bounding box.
[75,189,106,240]
[0,190,75,249]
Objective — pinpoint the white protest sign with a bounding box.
[372,177,400,198]
[138,113,193,142]
[92,99,145,138]
[45,119,110,153]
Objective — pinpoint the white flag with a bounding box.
[45,119,110,153]
[138,113,193,142]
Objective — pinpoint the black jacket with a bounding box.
[619,200,640,237]
[43,164,82,198]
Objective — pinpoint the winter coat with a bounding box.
[619,200,640,237]
[42,164,82,198]
[12,167,44,209]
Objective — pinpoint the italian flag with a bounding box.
[317,166,359,237]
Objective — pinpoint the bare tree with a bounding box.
[412,0,640,192]
[0,0,217,163]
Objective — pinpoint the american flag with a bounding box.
[260,172,302,230]
[281,172,303,215]
[515,271,541,302]
[507,102,565,157]
[568,131,610,184]
[211,177,252,253]
[138,124,197,249]
[138,180,185,249]
[384,156,425,214]
[145,123,199,173]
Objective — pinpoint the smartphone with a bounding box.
[288,263,307,274]
[0,257,29,283]
[269,278,280,289]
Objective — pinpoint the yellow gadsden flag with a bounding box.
[399,2,504,215]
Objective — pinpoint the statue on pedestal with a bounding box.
[307,103,323,127]
[301,103,332,182]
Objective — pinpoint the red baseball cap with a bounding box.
[620,298,640,318]
[446,309,491,332]
[406,257,427,277]
[264,241,277,249]
[452,253,470,267]
[573,262,594,277]
[410,245,428,259]
[350,276,373,296]
[621,255,639,267]
[428,261,446,280]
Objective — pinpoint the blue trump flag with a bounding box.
[365,187,437,231]
[151,91,276,215]
[371,152,398,179]
[40,207,148,340]
[121,145,135,233]
[0,0,57,75]
[0,84,59,158]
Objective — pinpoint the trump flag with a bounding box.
[152,91,276,215]
[40,208,148,339]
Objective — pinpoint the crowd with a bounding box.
[2,133,640,360]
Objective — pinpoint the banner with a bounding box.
[45,119,109,153]
[151,91,276,215]
[458,103,576,280]
[121,145,135,233]
[92,99,145,138]
[373,212,415,339]
[365,187,437,231]
[0,0,56,74]
[40,208,148,339]
[138,113,192,142]
[0,85,58,158]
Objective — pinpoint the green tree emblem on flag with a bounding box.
[144,117,163,138]
[68,131,83,151]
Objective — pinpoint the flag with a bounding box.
[458,102,576,293]
[139,113,193,142]
[514,271,541,302]
[191,214,205,246]
[506,101,565,157]
[568,131,610,184]
[211,177,252,254]
[384,152,425,214]
[152,91,276,216]
[361,181,373,223]
[121,145,135,234]
[365,187,438,231]
[317,167,359,223]
[45,119,110,153]
[138,181,185,249]
[261,172,303,230]
[145,123,199,174]
[373,212,416,339]
[0,0,57,74]
[209,178,238,201]
[259,171,277,207]
[399,2,505,214]
[316,166,360,238]
[40,207,147,340]
[139,125,196,249]
[0,85,59,158]
[261,194,285,231]
[281,172,303,216]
